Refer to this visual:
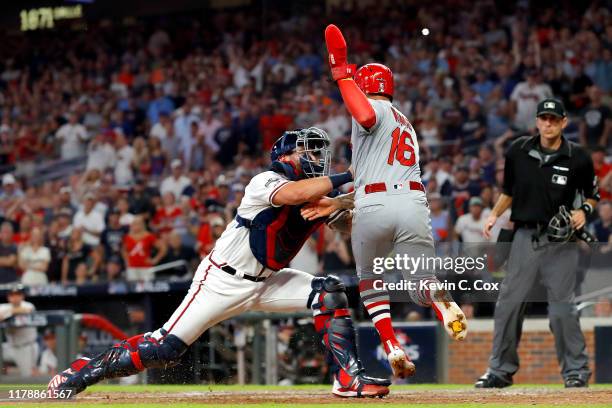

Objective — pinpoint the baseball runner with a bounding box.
[48,127,391,398]
[301,25,468,379]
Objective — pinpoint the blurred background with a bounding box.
[0,0,609,387]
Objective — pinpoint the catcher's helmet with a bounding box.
[270,128,331,179]
[354,63,394,100]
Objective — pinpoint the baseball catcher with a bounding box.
[48,127,390,398]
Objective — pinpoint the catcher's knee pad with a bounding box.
[308,275,348,313]
[138,333,188,369]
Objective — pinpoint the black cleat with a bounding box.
[564,376,588,388]
[474,372,512,388]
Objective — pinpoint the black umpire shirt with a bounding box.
[503,134,600,224]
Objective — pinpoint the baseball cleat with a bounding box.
[47,357,91,395]
[386,344,416,378]
[431,289,468,341]
[332,375,390,398]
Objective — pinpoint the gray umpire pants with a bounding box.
[488,228,591,381]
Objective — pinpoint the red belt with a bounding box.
[364,181,425,194]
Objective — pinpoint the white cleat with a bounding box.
[431,290,468,341]
[386,342,416,378]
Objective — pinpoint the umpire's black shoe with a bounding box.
[474,372,512,388]
[564,376,588,388]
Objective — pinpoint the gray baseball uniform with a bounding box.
[350,99,435,281]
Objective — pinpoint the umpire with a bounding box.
[475,98,600,388]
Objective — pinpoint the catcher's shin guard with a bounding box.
[48,333,188,395]
[309,276,390,397]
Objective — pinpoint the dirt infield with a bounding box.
[80,387,612,405]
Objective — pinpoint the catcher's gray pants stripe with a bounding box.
[488,228,590,381]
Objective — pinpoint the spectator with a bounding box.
[429,193,451,243]
[128,178,156,219]
[214,112,240,166]
[0,173,24,201]
[592,146,612,201]
[150,112,172,142]
[147,87,175,125]
[0,222,18,284]
[149,136,167,179]
[160,159,191,200]
[18,227,50,285]
[454,197,490,243]
[57,187,76,216]
[569,64,594,111]
[86,134,116,172]
[461,101,487,154]
[509,69,552,132]
[579,86,611,148]
[73,194,105,247]
[123,216,166,281]
[102,255,124,282]
[152,192,183,235]
[74,262,91,285]
[115,197,135,227]
[478,146,497,186]
[450,166,482,217]
[100,209,127,259]
[199,108,222,154]
[55,112,89,160]
[422,157,452,194]
[158,113,181,162]
[114,133,135,186]
[159,231,198,277]
[0,174,24,218]
[131,137,151,176]
[13,215,32,245]
[55,208,74,239]
[62,228,98,284]
[417,107,442,156]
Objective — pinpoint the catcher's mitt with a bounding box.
[326,209,352,234]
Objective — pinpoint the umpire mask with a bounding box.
[547,205,574,243]
[296,127,331,178]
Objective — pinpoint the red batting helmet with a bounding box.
[354,63,394,100]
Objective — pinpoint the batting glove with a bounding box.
[325,24,356,81]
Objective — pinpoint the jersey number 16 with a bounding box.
[387,127,416,166]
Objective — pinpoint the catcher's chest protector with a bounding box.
[236,205,324,270]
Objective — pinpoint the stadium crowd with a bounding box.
[0,0,610,287]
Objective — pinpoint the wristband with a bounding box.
[579,202,593,217]
[329,171,353,189]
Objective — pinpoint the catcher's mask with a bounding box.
[547,205,574,243]
[296,127,331,178]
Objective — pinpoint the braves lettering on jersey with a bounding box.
[351,99,422,191]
